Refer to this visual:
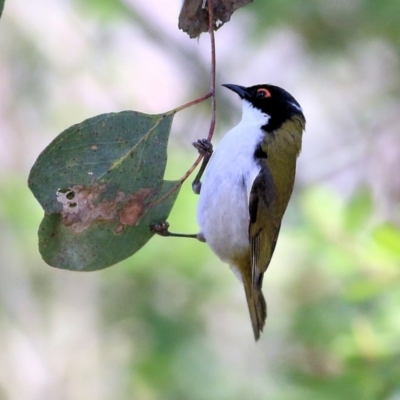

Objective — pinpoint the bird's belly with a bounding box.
[197,161,257,264]
[196,120,264,265]
[198,182,249,263]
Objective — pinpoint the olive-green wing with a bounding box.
[248,164,281,291]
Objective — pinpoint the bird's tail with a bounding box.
[243,279,267,341]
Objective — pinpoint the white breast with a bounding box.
[197,101,270,264]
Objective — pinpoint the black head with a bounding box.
[222,83,305,132]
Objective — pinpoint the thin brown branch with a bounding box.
[207,0,217,141]
[150,0,217,208]
[168,91,213,114]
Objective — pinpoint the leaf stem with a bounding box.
[150,0,216,208]
[169,91,213,114]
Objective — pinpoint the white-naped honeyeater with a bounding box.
[151,83,305,341]
[196,83,305,340]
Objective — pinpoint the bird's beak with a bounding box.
[222,84,251,100]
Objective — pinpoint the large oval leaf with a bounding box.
[28,110,180,271]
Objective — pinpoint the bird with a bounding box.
[196,83,306,340]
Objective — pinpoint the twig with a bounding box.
[207,0,217,141]
[150,0,216,208]
[169,91,213,114]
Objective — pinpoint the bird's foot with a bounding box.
[150,221,205,241]
[193,138,213,157]
[192,139,213,195]
[150,221,171,236]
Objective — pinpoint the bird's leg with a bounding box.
[149,139,212,242]
[192,138,213,195]
[150,221,206,242]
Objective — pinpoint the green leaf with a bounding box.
[0,0,5,18]
[38,180,180,271]
[28,110,180,271]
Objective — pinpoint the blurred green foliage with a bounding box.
[282,187,400,399]
[1,0,400,399]
[250,0,400,52]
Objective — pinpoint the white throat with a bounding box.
[240,100,270,127]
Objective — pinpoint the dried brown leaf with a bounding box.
[179,0,253,38]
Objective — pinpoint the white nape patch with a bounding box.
[241,100,271,126]
[289,101,303,112]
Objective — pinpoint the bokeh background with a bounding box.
[1,0,400,399]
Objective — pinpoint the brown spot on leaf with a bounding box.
[118,188,151,226]
[179,0,253,38]
[114,223,125,234]
[56,184,152,233]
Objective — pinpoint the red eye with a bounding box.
[256,88,271,98]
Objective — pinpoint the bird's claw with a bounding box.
[150,221,170,236]
[193,138,213,157]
